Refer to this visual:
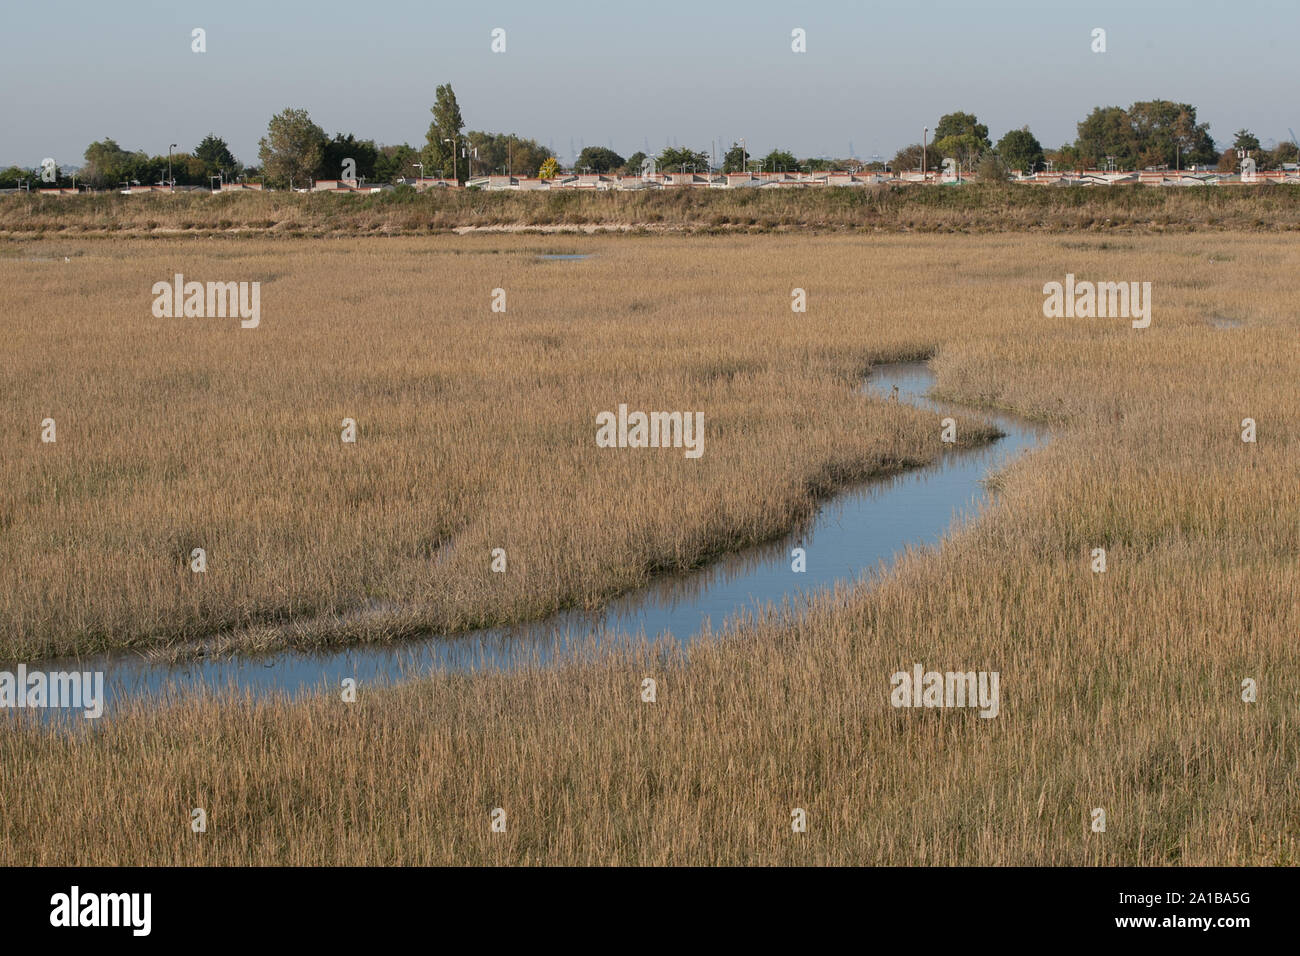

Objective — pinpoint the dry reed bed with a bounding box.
[5,185,1300,239]
[2,236,980,660]
[1,233,1297,865]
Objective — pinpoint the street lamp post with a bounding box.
[167,144,178,191]
[412,162,423,184]
[444,137,457,182]
[922,128,928,179]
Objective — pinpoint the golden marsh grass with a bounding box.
[1,232,1297,865]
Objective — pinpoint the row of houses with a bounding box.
[2,182,267,196]
[305,171,894,192]
[448,170,891,190]
[10,166,1300,196]
[1014,168,1300,186]
[312,167,1300,191]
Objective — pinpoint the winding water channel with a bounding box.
[25,362,1049,722]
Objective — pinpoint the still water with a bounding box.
[23,362,1048,722]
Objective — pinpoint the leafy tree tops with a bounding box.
[257,108,326,188]
[994,128,1044,174]
[424,83,466,180]
[1074,100,1216,169]
[656,146,709,173]
[575,146,624,173]
[933,112,991,150]
[194,134,240,177]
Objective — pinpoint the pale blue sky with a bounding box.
[3,0,1297,168]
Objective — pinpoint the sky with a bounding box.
[3,0,1298,169]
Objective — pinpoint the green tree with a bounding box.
[994,127,1045,174]
[374,144,420,183]
[321,133,378,181]
[0,165,31,188]
[1045,144,1083,170]
[194,134,240,177]
[889,143,928,173]
[1130,100,1215,167]
[0,163,73,187]
[657,145,709,173]
[720,143,747,173]
[155,151,207,186]
[1267,140,1299,168]
[464,131,554,176]
[976,153,1010,182]
[1073,105,1134,167]
[1232,129,1261,152]
[257,108,327,188]
[423,83,466,180]
[759,148,798,173]
[802,157,856,171]
[82,138,141,186]
[511,137,555,177]
[933,112,991,150]
[575,146,624,173]
[932,133,984,171]
[622,151,648,174]
[1074,101,1215,170]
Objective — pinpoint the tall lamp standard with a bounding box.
[922,128,928,180]
[168,144,178,191]
[443,137,458,182]
[412,162,423,185]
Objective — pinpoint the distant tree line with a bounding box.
[4,90,1295,190]
[886,102,1298,179]
[0,133,248,189]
